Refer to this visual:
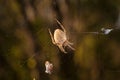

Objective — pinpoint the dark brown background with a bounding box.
[0,0,120,80]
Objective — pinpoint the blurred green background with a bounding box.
[0,0,120,80]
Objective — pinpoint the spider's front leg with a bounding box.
[48,29,56,45]
[55,19,66,33]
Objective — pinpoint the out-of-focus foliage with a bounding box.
[0,0,120,80]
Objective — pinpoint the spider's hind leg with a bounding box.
[67,44,75,51]
[58,45,67,53]
[63,41,75,52]
[67,40,73,45]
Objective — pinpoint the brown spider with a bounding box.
[48,19,75,53]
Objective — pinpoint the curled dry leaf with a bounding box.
[45,61,53,74]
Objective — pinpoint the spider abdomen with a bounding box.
[54,29,67,44]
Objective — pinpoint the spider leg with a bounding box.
[55,19,66,33]
[58,45,67,53]
[67,40,73,45]
[67,44,75,51]
[48,29,56,45]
